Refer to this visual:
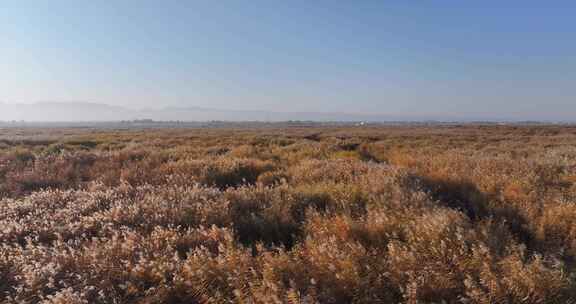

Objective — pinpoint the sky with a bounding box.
[1,1,575,120]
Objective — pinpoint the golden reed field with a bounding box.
[1,125,576,303]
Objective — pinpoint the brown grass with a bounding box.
[0,125,575,303]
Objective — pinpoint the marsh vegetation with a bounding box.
[0,125,575,303]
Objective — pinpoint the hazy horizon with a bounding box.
[2,2,575,121]
[0,101,572,123]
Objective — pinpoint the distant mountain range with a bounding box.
[0,102,565,123]
[0,102,423,122]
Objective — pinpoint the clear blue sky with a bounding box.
[1,1,575,120]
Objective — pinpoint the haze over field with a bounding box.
[0,102,566,122]
[0,102,405,122]
[1,1,575,121]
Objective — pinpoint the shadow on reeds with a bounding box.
[415,175,536,251]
